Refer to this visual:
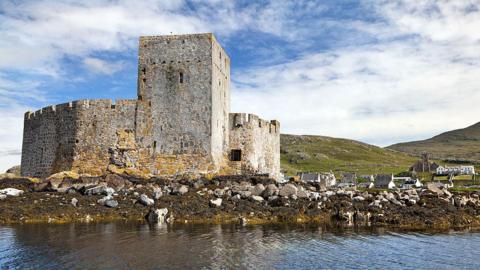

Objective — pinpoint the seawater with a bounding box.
[1,223,480,269]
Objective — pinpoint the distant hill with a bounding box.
[280,134,417,176]
[387,122,480,163]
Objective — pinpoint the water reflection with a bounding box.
[1,223,480,269]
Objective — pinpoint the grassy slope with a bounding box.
[387,122,480,162]
[280,134,417,176]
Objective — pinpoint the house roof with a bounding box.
[374,174,394,187]
[341,173,356,183]
[297,173,320,182]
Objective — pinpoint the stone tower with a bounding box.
[137,33,230,170]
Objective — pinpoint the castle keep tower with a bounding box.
[138,34,230,170]
[21,33,280,179]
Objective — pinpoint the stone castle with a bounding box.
[21,33,280,179]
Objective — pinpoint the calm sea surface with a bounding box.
[1,222,480,269]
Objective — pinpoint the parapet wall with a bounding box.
[21,99,139,177]
[228,113,280,179]
[21,102,79,177]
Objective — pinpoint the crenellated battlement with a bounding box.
[229,113,280,134]
[24,99,140,120]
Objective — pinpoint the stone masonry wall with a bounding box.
[71,99,137,176]
[21,103,78,178]
[211,35,231,168]
[228,113,281,179]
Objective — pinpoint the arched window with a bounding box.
[179,72,184,83]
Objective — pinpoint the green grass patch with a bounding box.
[281,134,418,177]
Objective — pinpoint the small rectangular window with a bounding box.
[230,149,242,161]
[179,72,184,83]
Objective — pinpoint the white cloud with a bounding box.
[82,57,124,75]
[232,0,480,146]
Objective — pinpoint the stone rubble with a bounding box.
[3,171,480,226]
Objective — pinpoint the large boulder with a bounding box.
[139,194,154,206]
[251,184,265,196]
[147,208,169,224]
[85,184,115,196]
[153,188,163,200]
[0,188,24,196]
[251,195,264,202]
[5,165,21,176]
[105,199,119,208]
[47,171,80,181]
[210,198,222,207]
[426,183,444,196]
[279,184,298,197]
[172,185,189,195]
[105,174,128,191]
[262,184,279,198]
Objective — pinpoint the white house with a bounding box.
[374,174,396,189]
[401,179,423,189]
[436,165,475,175]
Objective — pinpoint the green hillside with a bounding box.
[280,134,417,176]
[387,122,480,162]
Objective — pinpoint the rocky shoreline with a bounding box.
[1,173,480,229]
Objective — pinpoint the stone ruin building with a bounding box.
[21,33,280,180]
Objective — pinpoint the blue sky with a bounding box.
[1,0,480,171]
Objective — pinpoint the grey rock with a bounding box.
[231,194,241,201]
[105,199,119,208]
[0,194,7,200]
[139,194,155,206]
[210,198,222,207]
[279,184,298,197]
[153,188,163,200]
[104,174,127,191]
[147,208,169,224]
[214,188,225,198]
[173,185,189,195]
[251,195,264,202]
[352,196,365,202]
[251,184,265,196]
[0,188,24,197]
[192,180,204,189]
[97,195,113,206]
[309,192,320,201]
[262,184,279,198]
[426,183,444,196]
[297,189,309,199]
[85,185,115,196]
[268,195,279,202]
[71,198,78,207]
[6,165,20,175]
[406,199,417,206]
[454,196,468,207]
[238,190,252,199]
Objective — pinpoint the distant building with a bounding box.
[360,175,374,182]
[297,172,336,187]
[401,178,423,189]
[436,165,475,175]
[340,173,357,186]
[358,182,374,189]
[374,174,396,189]
[409,153,439,173]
